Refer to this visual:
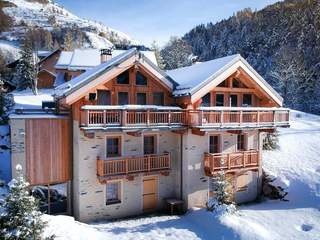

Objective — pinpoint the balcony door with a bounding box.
[97,90,111,105]
[144,135,156,155]
[230,94,238,107]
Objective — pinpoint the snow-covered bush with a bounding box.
[0,165,53,240]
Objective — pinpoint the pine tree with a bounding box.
[0,165,53,240]
[213,170,231,205]
[14,36,38,94]
[150,41,165,69]
[63,31,73,51]
[44,31,53,50]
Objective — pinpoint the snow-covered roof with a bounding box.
[167,54,283,105]
[55,49,137,97]
[55,48,158,71]
[10,89,55,110]
[167,54,240,95]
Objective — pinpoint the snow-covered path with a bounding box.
[44,111,320,240]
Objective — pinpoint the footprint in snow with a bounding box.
[300,224,313,232]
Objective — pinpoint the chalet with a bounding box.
[9,48,289,221]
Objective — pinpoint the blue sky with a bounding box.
[56,0,281,46]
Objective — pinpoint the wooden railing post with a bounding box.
[227,153,231,169]
[199,110,203,126]
[273,110,276,125]
[243,152,246,168]
[168,111,171,125]
[103,110,106,127]
[147,110,150,126]
[147,155,151,172]
[125,159,128,174]
[220,110,224,127]
[122,110,127,126]
[257,111,260,125]
[239,110,243,126]
[86,110,90,126]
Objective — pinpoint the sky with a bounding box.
[56,0,281,47]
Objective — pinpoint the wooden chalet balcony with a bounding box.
[81,105,187,129]
[189,107,290,128]
[97,153,171,178]
[204,150,260,176]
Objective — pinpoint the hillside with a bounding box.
[0,0,136,62]
[162,0,320,115]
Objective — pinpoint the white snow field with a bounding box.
[38,111,320,239]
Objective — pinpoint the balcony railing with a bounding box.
[97,153,171,178]
[204,150,259,175]
[189,107,289,128]
[81,105,187,128]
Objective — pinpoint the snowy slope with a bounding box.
[41,110,320,240]
[0,0,136,61]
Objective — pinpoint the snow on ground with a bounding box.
[14,110,320,239]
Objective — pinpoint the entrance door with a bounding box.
[143,176,158,212]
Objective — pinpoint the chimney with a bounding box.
[100,48,112,63]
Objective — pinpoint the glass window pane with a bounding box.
[201,93,211,107]
[209,136,219,153]
[107,137,120,157]
[118,92,129,105]
[117,70,129,84]
[97,90,111,105]
[215,94,224,106]
[230,95,238,107]
[106,182,121,204]
[242,94,252,107]
[136,71,147,85]
[144,136,155,154]
[137,93,147,105]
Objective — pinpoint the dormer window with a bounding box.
[136,71,147,86]
[117,70,129,84]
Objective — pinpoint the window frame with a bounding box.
[143,134,157,155]
[242,94,252,107]
[201,92,211,107]
[215,93,225,107]
[209,134,221,154]
[117,91,129,105]
[136,92,147,105]
[153,92,164,106]
[237,134,246,151]
[116,70,130,85]
[106,136,122,158]
[106,180,122,205]
[135,71,148,86]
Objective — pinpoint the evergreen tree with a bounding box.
[14,36,38,94]
[0,165,53,240]
[213,170,231,205]
[63,31,73,51]
[44,31,53,50]
[150,41,165,69]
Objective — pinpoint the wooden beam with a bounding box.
[172,129,187,135]
[259,128,275,133]
[127,131,142,137]
[191,128,206,136]
[226,130,242,134]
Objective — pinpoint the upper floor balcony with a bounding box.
[189,107,290,129]
[80,105,187,130]
[80,105,289,130]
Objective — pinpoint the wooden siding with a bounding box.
[25,119,71,185]
[37,71,55,88]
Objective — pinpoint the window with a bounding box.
[209,135,220,153]
[137,93,147,105]
[118,92,129,105]
[237,174,248,192]
[230,94,238,107]
[217,80,227,87]
[144,135,156,155]
[136,71,147,85]
[106,181,121,205]
[237,134,246,151]
[201,93,211,107]
[242,94,252,107]
[97,90,111,105]
[106,137,121,158]
[153,92,164,106]
[215,94,224,106]
[117,70,129,84]
[232,79,240,88]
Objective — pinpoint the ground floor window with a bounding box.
[31,182,69,215]
[106,181,121,205]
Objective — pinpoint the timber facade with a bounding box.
[9,48,289,221]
